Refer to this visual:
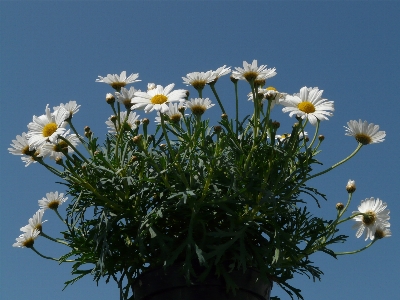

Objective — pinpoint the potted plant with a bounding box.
[10,61,390,300]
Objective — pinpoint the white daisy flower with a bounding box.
[115,86,140,109]
[210,65,231,80]
[40,130,80,160]
[96,71,140,90]
[38,191,68,210]
[247,86,286,110]
[20,210,46,233]
[53,101,80,118]
[275,132,308,142]
[131,84,187,113]
[232,60,276,82]
[12,229,40,248]
[105,111,140,134]
[8,132,32,156]
[352,197,390,241]
[344,120,386,145]
[185,98,215,116]
[182,71,215,90]
[280,87,334,126]
[26,104,69,150]
[374,226,392,239]
[20,147,44,167]
[155,103,185,124]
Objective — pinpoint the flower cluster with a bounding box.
[10,60,390,300]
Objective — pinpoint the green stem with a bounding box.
[210,83,226,115]
[40,231,70,246]
[335,240,376,255]
[58,136,90,164]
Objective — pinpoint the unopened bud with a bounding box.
[106,93,115,104]
[178,106,185,114]
[84,126,91,132]
[221,113,228,120]
[214,126,222,133]
[336,203,345,211]
[55,157,63,165]
[272,121,280,129]
[85,131,93,138]
[346,180,356,193]
[132,135,142,144]
[110,115,117,123]
[142,118,149,125]
[147,83,156,90]
[318,135,325,141]
[135,120,141,126]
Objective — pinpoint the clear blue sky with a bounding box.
[1,1,399,299]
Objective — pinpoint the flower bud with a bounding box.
[84,126,91,132]
[147,83,156,90]
[55,157,63,165]
[318,135,325,141]
[132,135,142,144]
[272,121,280,129]
[142,118,149,125]
[336,203,344,211]
[214,126,222,133]
[135,120,141,126]
[110,115,117,123]
[106,93,115,104]
[346,180,356,193]
[221,113,228,120]
[84,131,93,138]
[178,106,185,114]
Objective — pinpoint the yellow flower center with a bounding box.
[266,86,277,91]
[243,71,259,82]
[48,200,60,210]
[191,80,206,90]
[362,210,376,226]
[169,113,182,123]
[355,133,372,145]
[110,82,127,90]
[22,237,35,248]
[151,94,168,105]
[297,101,316,114]
[21,145,30,155]
[190,105,207,116]
[42,123,58,137]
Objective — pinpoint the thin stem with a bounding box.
[335,240,376,255]
[30,246,60,261]
[209,83,226,114]
[40,231,70,246]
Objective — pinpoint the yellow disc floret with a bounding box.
[42,123,58,137]
[355,133,372,145]
[362,211,376,226]
[297,102,316,114]
[151,95,168,105]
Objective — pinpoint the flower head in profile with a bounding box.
[20,210,46,233]
[53,101,81,118]
[248,86,286,110]
[232,60,276,82]
[182,71,214,90]
[40,130,80,160]
[374,226,392,239]
[280,87,334,126]
[352,197,390,241]
[155,103,185,124]
[21,147,43,167]
[346,179,356,193]
[38,191,68,210]
[131,84,187,113]
[115,87,140,109]
[344,120,386,145]
[96,71,140,91]
[13,229,40,248]
[106,111,140,134]
[209,65,231,84]
[8,132,33,156]
[26,105,69,150]
[185,98,215,116]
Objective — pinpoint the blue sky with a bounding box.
[1,1,399,299]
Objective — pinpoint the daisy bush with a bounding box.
[10,61,390,300]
